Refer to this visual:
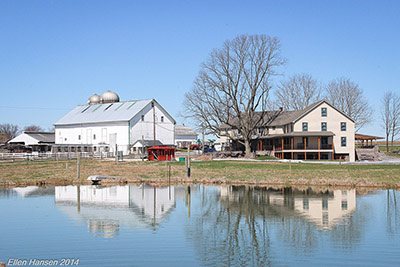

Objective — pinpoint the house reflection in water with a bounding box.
[220,186,356,230]
[55,184,176,238]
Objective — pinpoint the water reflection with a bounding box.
[1,184,400,266]
[54,184,181,237]
[185,186,361,266]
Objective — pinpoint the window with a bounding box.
[321,107,327,117]
[303,199,309,210]
[302,122,308,131]
[322,199,328,210]
[93,134,96,140]
[322,213,329,226]
[321,122,327,131]
[341,122,346,131]
[341,137,347,147]
[272,126,276,130]
[342,201,348,210]
[78,135,81,140]
[141,115,145,121]
[161,116,164,122]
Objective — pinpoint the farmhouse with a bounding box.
[223,100,355,162]
[54,91,176,155]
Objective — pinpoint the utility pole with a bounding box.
[152,101,156,146]
[141,135,144,161]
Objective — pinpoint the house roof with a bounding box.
[261,131,335,139]
[221,100,354,129]
[54,99,176,126]
[174,125,198,136]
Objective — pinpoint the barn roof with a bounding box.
[54,99,175,126]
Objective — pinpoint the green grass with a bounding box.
[255,155,277,160]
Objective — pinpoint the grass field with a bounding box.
[1,158,400,188]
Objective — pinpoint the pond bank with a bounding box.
[1,159,400,189]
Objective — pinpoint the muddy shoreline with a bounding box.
[1,176,399,190]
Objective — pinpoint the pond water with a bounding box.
[0,184,399,266]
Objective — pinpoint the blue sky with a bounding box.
[0,0,399,137]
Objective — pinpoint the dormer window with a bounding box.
[321,107,327,117]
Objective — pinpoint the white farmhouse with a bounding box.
[54,91,175,155]
[223,100,355,162]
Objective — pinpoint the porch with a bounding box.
[233,131,335,160]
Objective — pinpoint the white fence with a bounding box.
[0,152,114,161]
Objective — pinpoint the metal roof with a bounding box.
[8,131,55,144]
[220,100,354,129]
[132,140,163,147]
[261,131,335,139]
[174,125,198,136]
[54,100,153,125]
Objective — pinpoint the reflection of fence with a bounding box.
[0,152,114,161]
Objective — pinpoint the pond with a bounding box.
[0,184,399,266]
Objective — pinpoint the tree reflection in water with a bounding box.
[185,185,368,266]
[386,189,399,235]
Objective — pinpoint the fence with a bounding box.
[0,152,115,162]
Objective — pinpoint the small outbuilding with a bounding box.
[147,146,175,161]
[7,131,55,152]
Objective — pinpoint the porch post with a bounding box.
[304,137,307,160]
[332,137,334,160]
[291,137,293,160]
[318,136,320,160]
[261,140,263,151]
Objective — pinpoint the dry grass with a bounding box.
[1,159,400,189]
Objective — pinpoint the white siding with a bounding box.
[294,103,355,161]
[130,102,175,146]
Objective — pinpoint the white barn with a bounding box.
[54,92,176,155]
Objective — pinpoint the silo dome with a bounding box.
[100,90,120,103]
[87,94,101,105]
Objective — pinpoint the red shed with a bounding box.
[147,146,176,161]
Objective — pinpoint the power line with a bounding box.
[0,106,70,110]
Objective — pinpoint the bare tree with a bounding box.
[325,78,372,131]
[0,123,20,140]
[23,125,44,132]
[391,93,400,148]
[275,73,322,110]
[183,34,286,157]
[381,92,393,152]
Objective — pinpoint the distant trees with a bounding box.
[275,73,322,110]
[183,34,286,157]
[325,78,372,132]
[0,123,20,140]
[23,125,44,132]
[381,91,400,152]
